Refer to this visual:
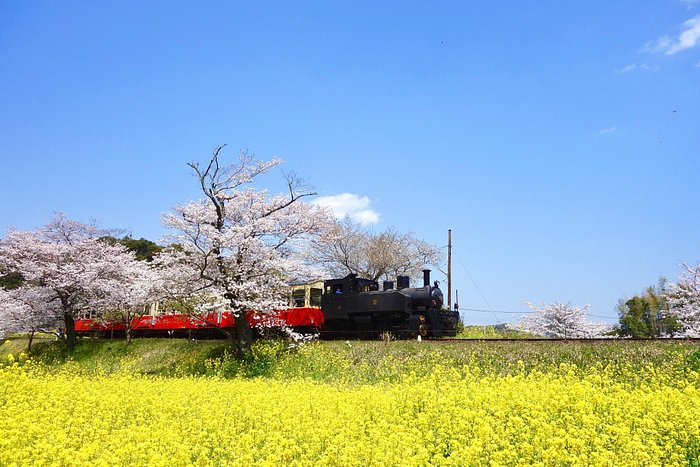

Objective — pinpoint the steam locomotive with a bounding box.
[320,269,459,337]
[75,269,459,338]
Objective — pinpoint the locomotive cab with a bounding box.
[324,274,379,297]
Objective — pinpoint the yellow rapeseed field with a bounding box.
[1,349,699,466]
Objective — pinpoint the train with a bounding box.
[321,269,459,337]
[75,269,460,339]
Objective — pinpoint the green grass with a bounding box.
[455,324,536,339]
[3,333,700,385]
[1,334,232,375]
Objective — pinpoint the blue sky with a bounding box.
[1,1,699,325]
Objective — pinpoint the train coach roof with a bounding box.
[288,279,325,286]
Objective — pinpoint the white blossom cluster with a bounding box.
[160,157,334,320]
[518,302,612,339]
[664,263,700,338]
[0,213,154,344]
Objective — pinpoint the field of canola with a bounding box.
[1,342,700,466]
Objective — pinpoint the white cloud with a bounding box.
[669,15,700,53]
[596,126,617,137]
[645,15,700,55]
[312,193,380,225]
[615,63,655,74]
[643,36,673,54]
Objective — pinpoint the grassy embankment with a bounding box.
[2,332,700,382]
[457,324,535,339]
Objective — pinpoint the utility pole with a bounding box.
[447,229,452,309]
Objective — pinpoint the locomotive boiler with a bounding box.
[321,269,459,337]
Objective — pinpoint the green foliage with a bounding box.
[688,436,700,467]
[687,349,700,372]
[454,319,465,336]
[617,283,681,337]
[200,340,292,378]
[99,236,162,261]
[120,236,163,261]
[0,271,24,290]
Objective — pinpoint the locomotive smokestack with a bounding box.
[383,281,394,291]
[423,269,431,287]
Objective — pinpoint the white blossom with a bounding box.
[518,301,612,338]
[0,213,151,348]
[665,263,700,337]
[0,287,62,340]
[159,147,334,353]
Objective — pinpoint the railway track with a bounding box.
[432,337,700,343]
[318,333,700,343]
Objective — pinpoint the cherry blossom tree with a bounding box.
[0,287,62,351]
[308,217,444,284]
[0,213,149,350]
[518,301,612,338]
[665,263,700,337]
[161,146,334,356]
[96,252,156,344]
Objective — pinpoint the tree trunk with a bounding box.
[233,310,253,358]
[64,311,77,350]
[125,328,132,345]
[27,330,35,353]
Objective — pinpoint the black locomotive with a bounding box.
[321,269,459,337]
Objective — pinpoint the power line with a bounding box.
[450,248,617,322]
[462,307,617,321]
[452,249,501,324]
[462,307,528,314]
